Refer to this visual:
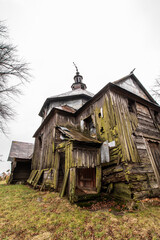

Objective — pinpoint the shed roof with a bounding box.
[8,141,34,161]
[57,126,102,145]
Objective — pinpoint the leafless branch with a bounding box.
[152,77,160,101]
[0,21,30,134]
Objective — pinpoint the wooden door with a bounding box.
[77,168,96,190]
[148,142,160,176]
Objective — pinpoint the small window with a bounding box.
[78,76,81,82]
[38,135,43,148]
[154,111,160,123]
[84,116,96,137]
[128,99,135,113]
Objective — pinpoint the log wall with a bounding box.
[76,90,160,200]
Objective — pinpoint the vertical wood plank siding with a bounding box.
[76,90,160,199]
[73,147,99,168]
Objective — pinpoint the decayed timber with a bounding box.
[28,72,160,202]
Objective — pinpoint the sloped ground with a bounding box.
[0,182,160,240]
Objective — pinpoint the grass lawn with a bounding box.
[0,182,160,240]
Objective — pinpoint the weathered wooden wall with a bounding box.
[32,112,75,171]
[72,146,100,168]
[76,89,160,200]
[31,85,160,201]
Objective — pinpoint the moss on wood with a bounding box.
[53,151,60,189]
[96,166,102,193]
[69,168,76,203]
[112,182,132,200]
[60,168,69,198]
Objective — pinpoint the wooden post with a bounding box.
[69,168,76,203]
[60,168,69,197]
[53,151,60,190]
[96,166,102,193]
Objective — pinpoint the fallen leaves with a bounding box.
[0,183,160,240]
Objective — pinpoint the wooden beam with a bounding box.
[96,166,102,193]
[69,168,76,203]
[60,168,69,198]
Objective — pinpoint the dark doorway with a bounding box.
[149,142,160,176]
[77,168,96,190]
[12,160,31,183]
[57,152,65,191]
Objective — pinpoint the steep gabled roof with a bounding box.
[76,73,160,115]
[112,73,157,104]
[8,141,34,161]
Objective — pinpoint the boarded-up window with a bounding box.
[77,168,96,190]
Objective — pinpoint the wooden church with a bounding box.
[27,67,160,202]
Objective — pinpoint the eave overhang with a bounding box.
[39,94,92,117]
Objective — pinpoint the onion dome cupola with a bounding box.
[39,63,94,120]
[71,62,87,90]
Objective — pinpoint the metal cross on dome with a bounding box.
[73,62,79,74]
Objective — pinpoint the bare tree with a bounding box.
[0,21,30,134]
[151,77,160,103]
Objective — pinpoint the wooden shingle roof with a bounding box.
[8,141,34,161]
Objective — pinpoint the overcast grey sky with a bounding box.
[0,0,160,173]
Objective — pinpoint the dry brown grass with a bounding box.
[0,183,160,240]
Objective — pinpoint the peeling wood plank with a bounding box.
[60,168,69,197]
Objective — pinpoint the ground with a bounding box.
[0,181,160,240]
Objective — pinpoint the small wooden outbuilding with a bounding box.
[8,141,34,184]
